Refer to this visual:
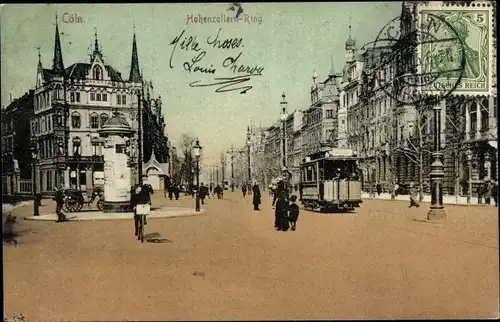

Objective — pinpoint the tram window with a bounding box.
[312,164,317,181]
[306,165,313,182]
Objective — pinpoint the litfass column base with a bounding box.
[427,207,446,221]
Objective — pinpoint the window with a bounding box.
[47,116,51,131]
[90,93,95,101]
[102,93,107,101]
[326,110,334,118]
[90,113,99,129]
[42,117,47,132]
[100,113,109,127]
[96,93,102,101]
[71,112,81,128]
[92,142,102,156]
[76,92,81,102]
[494,97,497,118]
[470,111,477,132]
[70,92,75,102]
[481,109,489,130]
[72,137,81,155]
[93,66,102,80]
[121,95,126,105]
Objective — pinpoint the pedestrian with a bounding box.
[483,180,493,205]
[173,183,180,200]
[409,182,420,208]
[163,177,170,198]
[288,195,300,231]
[394,182,400,197]
[214,184,223,199]
[209,182,214,199]
[492,180,498,207]
[199,183,208,204]
[272,179,284,207]
[275,191,289,231]
[242,183,247,198]
[252,181,261,211]
[132,182,154,239]
[53,186,68,222]
[376,183,382,196]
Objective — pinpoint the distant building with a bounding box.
[1,90,35,195]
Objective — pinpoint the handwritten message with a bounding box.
[168,28,264,94]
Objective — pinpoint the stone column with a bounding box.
[484,153,491,181]
[476,101,481,139]
[465,101,470,140]
[64,167,70,189]
[86,167,93,191]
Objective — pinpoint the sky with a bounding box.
[1,2,402,166]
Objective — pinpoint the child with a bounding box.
[288,195,300,231]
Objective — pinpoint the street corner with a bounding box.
[23,206,208,222]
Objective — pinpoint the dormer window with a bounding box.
[93,66,102,80]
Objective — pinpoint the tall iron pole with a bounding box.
[428,100,446,220]
[247,126,251,183]
[231,146,234,192]
[137,92,143,185]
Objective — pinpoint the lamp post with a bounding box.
[280,92,289,191]
[427,102,446,220]
[466,149,473,204]
[30,142,39,216]
[230,145,235,192]
[246,126,252,194]
[221,152,226,190]
[193,139,202,212]
[137,91,144,186]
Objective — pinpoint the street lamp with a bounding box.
[246,126,252,194]
[427,101,446,220]
[466,149,473,204]
[193,139,202,212]
[220,152,226,190]
[30,142,39,216]
[230,145,235,192]
[280,92,289,191]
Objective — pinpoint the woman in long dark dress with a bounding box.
[274,191,289,231]
[252,182,261,210]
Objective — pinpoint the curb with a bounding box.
[361,197,496,207]
[23,209,207,222]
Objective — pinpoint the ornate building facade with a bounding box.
[30,19,169,194]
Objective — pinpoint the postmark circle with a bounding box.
[370,12,466,105]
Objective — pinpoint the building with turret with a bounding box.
[30,18,169,194]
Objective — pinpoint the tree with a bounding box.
[391,98,434,202]
[179,133,196,187]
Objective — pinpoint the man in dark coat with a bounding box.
[214,184,223,199]
[53,186,68,222]
[209,182,214,199]
[272,179,285,207]
[252,182,261,211]
[241,183,247,198]
[163,176,170,198]
[199,183,208,204]
[173,183,180,200]
[274,190,289,231]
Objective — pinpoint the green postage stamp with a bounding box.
[417,1,495,97]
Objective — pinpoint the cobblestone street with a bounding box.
[3,192,499,320]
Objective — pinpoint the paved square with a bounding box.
[3,192,499,320]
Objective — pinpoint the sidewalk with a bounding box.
[361,192,496,206]
[24,206,207,222]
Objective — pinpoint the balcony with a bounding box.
[65,155,104,163]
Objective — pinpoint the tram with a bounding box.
[299,147,362,212]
